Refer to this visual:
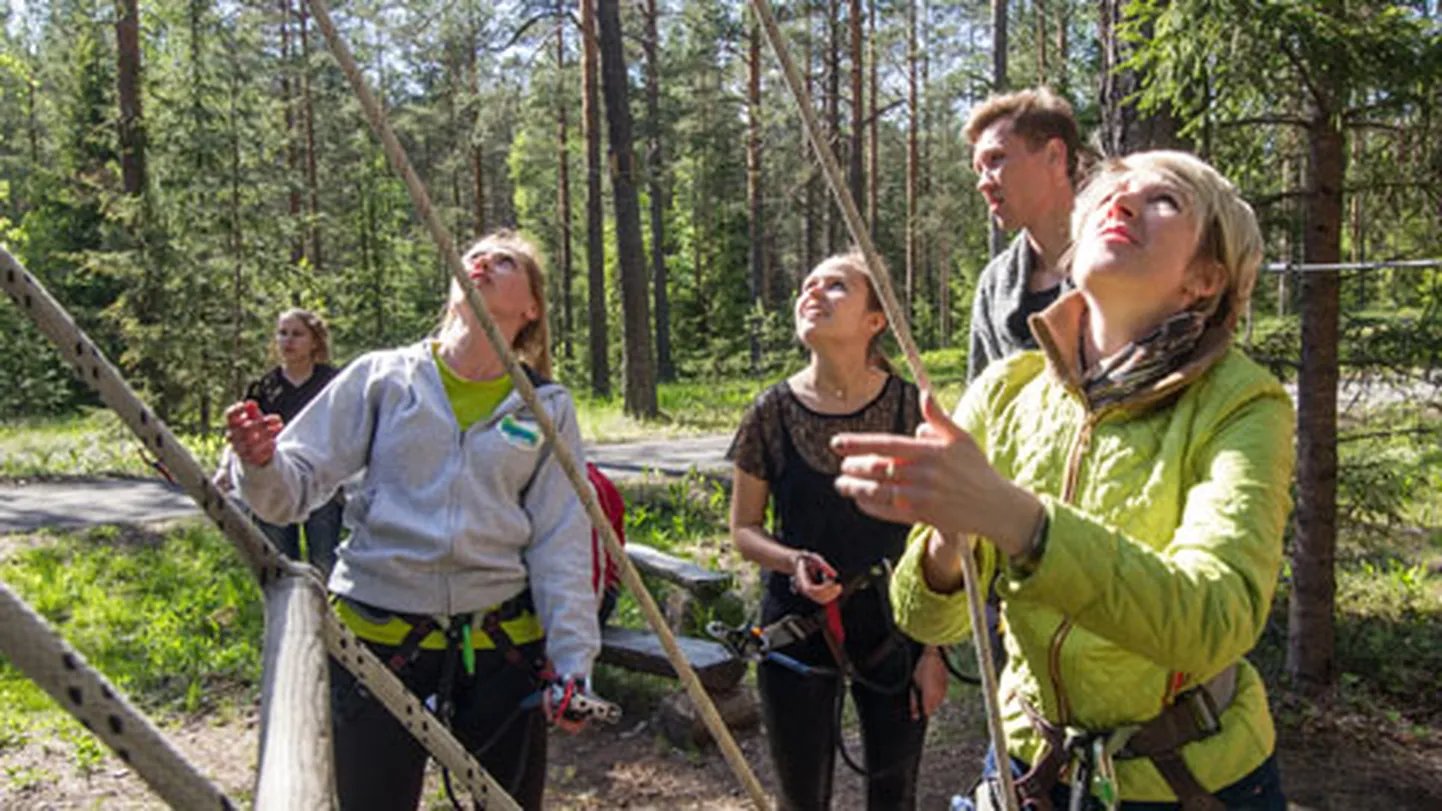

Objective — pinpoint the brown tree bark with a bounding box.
[848,0,864,220]
[906,0,919,319]
[1054,0,1069,94]
[866,0,878,230]
[825,0,842,252]
[747,13,765,374]
[1035,0,1048,85]
[467,33,486,234]
[116,0,146,198]
[280,0,303,268]
[803,0,818,275]
[989,0,1008,257]
[581,0,610,397]
[1099,0,1184,155]
[298,1,323,273]
[556,21,574,360]
[1289,61,1346,692]
[642,0,673,381]
[596,0,657,417]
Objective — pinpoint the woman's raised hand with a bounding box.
[223,401,283,467]
[832,394,1041,557]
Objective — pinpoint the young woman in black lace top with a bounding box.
[728,252,946,811]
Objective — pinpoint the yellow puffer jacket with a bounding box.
[890,293,1295,802]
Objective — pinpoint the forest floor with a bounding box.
[1,516,1439,809]
[0,670,1438,809]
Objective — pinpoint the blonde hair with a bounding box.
[1072,150,1263,329]
[276,308,331,364]
[445,230,553,378]
[808,251,894,374]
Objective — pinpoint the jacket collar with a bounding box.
[1027,290,1235,413]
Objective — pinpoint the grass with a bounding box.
[0,408,227,481]
[0,523,265,722]
[0,521,264,788]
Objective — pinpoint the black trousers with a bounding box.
[757,594,928,811]
[329,636,548,811]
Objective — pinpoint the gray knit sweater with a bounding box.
[967,232,1063,382]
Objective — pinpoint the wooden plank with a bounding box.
[598,626,746,691]
[626,543,733,600]
[256,574,336,810]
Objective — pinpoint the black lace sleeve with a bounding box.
[726,387,779,482]
[900,379,923,436]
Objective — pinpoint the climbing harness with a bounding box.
[709,563,919,778]
[970,665,1238,811]
[341,592,621,811]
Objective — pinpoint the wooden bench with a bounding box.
[597,543,758,745]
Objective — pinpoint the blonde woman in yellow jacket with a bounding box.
[833,151,1293,811]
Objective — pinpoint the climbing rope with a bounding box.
[745,0,1018,807]
[301,0,770,807]
[0,248,522,810]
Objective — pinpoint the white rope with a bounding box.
[1,247,522,810]
[745,1,1017,808]
[0,581,238,809]
[300,0,771,807]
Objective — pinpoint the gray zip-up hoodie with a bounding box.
[233,341,599,679]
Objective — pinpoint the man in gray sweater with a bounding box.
[967,89,1081,382]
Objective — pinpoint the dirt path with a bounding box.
[0,435,732,536]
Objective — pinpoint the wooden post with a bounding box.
[255,574,335,810]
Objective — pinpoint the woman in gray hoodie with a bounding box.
[225,230,599,810]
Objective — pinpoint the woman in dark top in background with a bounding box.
[728,252,946,811]
[238,308,343,576]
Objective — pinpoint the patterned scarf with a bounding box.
[1080,310,1208,410]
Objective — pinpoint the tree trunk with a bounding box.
[1099,0,1184,155]
[642,0,673,382]
[1054,0,1068,94]
[747,14,764,375]
[468,37,486,234]
[866,0,878,231]
[229,68,246,399]
[280,0,303,268]
[803,0,818,275]
[556,21,574,360]
[825,0,842,252]
[116,0,146,198]
[581,0,610,397]
[1035,0,1048,85]
[906,0,919,320]
[1288,87,1345,692]
[848,0,864,220]
[989,0,1008,256]
[299,1,323,273]
[596,0,657,417]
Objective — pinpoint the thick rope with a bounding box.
[0,248,520,810]
[302,2,771,807]
[745,1,1018,807]
[0,581,238,809]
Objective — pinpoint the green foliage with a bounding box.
[0,522,265,724]
[0,408,225,479]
